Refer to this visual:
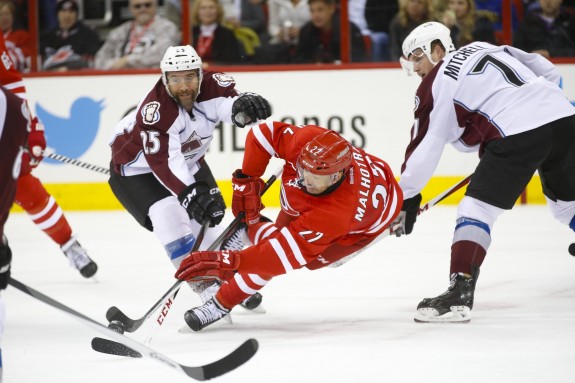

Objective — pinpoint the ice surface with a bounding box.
[3,206,575,383]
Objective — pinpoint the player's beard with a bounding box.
[176,90,197,112]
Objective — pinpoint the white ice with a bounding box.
[3,206,575,383]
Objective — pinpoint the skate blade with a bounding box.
[414,306,471,323]
[178,314,234,333]
[240,305,266,314]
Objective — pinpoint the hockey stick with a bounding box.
[330,174,472,268]
[102,165,284,334]
[93,219,211,356]
[8,277,258,381]
[44,148,110,175]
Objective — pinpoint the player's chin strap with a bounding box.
[44,147,110,175]
[330,174,473,268]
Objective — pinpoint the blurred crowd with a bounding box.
[4,0,575,72]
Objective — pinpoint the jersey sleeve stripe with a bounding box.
[255,222,277,244]
[269,238,294,273]
[280,227,306,266]
[252,124,276,157]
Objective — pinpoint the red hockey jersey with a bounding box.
[237,121,403,277]
[0,33,26,98]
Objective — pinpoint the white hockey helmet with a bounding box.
[160,45,203,89]
[402,22,455,65]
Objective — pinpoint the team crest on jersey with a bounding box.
[212,73,235,87]
[413,96,420,112]
[181,131,203,159]
[141,101,161,125]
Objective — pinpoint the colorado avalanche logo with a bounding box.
[181,131,203,159]
[141,101,161,125]
[212,73,235,87]
[413,96,420,112]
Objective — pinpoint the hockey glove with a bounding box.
[175,250,239,282]
[391,193,422,237]
[231,169,265,225]
[231,92,272,128]
[0,236,12,290]
[178,182,226,227]
[25,117,46,168]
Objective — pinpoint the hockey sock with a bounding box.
[450,217,491,274]
[15,173,72,245]
[216,273,270,309]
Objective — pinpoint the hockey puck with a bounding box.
[108,320,126,335]
[569,243,575,256]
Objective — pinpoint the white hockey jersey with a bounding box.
[399,42,575,199]
[110,71,240,196]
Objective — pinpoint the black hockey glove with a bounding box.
[178,182,226,227]
[391,194,422,237]
[0,237,12,290]
[231,92,272,128]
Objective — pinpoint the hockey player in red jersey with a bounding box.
[394,22,575,323]
[109,45,272,323]
[0,33,97,278]
[175,122,403,331]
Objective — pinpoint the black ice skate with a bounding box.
[61,236,98,278]
[184,297,230,331]
[240,292,263,311]
[414,268,479,323]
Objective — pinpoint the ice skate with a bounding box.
[414,270,479,323]
[184,297,230,331]
[61,236,98,278]
[240,292,265,313]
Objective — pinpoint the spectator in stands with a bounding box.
[0,0,31,72]
[348,0,370,36]
[262,0,310,63]
[513,0,575,58]
[94,0,179,70]
[191,0,245,65]
[219,0,269,62]
[438,0,497,48]
[389,0,434,61]
[293,0,366,63]
[40,0,102,71]
[365,0,398,61]
[225,0,269,44]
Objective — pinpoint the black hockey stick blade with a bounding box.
[8,277,259,381]
[188,339,258,380]
[105,282,180,333]
[91,337,142,358]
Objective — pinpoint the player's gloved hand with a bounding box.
[178,182,225,227]
[231,169,265,225]
[26,117,46,168]
[391,194,422,237]
[175,250,239,282]
[0,236,12,290]
[231,92,272,128]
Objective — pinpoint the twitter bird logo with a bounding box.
[36,97,105,164]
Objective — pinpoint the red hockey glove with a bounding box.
[26,117,46,168]
[231,169,265,225]
[175,250,240,282]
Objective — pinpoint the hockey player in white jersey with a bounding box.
[393,22,575,323]
[109,45,271,319]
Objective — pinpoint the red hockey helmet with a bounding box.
[296,130,352,194]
